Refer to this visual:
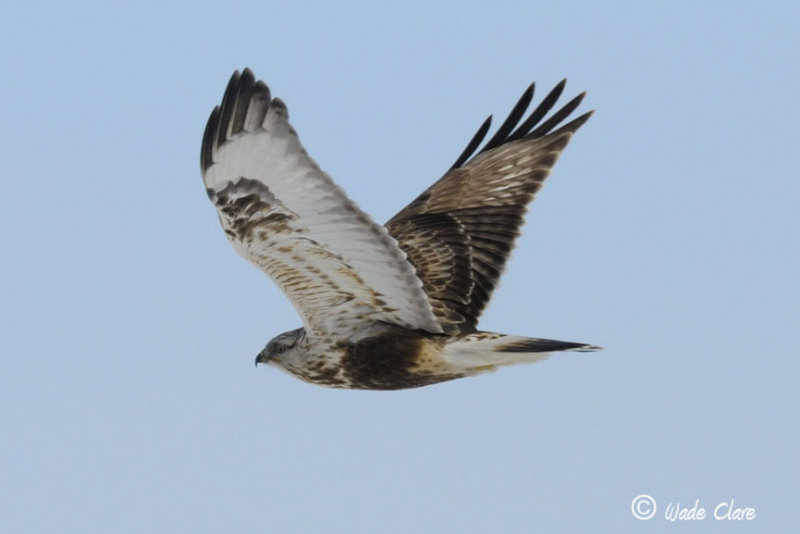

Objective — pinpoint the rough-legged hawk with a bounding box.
[201,68,599,390]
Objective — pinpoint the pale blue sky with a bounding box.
[1,1,798,532]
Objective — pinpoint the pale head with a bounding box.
[255,328,304,367]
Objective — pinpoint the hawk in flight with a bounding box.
[201,68,599,390]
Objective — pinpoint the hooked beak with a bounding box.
[255,349,270,367]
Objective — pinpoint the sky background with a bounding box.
[1,1,798,532]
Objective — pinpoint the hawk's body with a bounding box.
[202,68,598,390]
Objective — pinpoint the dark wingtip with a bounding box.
[216,70,242,145]
[200,105,220,172]
[549,109,594,137]
[481,83,535,152]
[201,68,273,174]
[448,78,589,171]
[230,69,256,134]
[448,114,492,171]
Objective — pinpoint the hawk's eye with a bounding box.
[276,345,286,354]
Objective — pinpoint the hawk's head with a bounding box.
[255,328,304,367]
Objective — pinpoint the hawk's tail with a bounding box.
[494,336,600,353]
[442,331,600,374]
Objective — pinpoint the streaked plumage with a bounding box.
[201,68,599,390]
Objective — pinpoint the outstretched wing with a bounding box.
[386,81,592,334]
[202,69,441,339]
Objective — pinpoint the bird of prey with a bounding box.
[201,68,599,390]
